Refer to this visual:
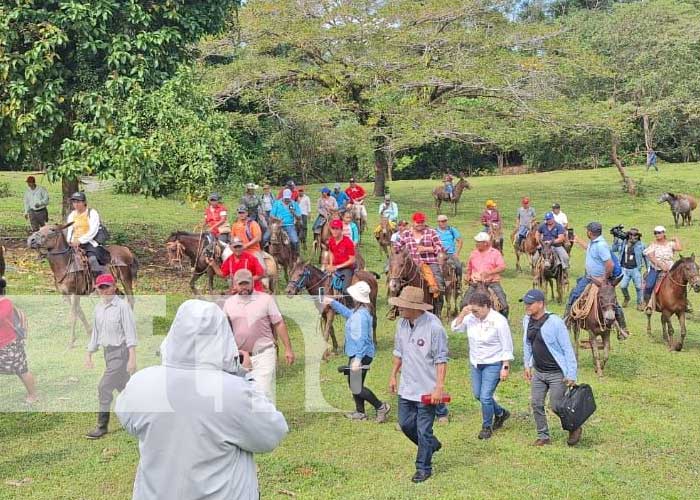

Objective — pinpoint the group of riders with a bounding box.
[51,177,685,335]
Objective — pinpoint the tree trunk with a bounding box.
[386,149,394,182]
[497,153,504,174]
[373,149,387,196]
[611,136,636,195]
[642,114,654,152]
[61,177,79,218]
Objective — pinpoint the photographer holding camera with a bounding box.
[611,226,648,310]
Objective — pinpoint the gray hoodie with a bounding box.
[116,300,288,500]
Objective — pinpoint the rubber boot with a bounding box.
[85,411,110,439]
[621,288,630,308]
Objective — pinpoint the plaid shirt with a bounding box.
[397,227,444,264]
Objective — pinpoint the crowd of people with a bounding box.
[3,173,691,493]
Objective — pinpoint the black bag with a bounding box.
[557,384,596,431]
[89,208,110,245]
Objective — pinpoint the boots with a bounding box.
[614,305,630,341]
[621,288,630,308]
[85,411,110,439]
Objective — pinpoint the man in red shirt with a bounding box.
[207,237,265,293]
[326,219,356,294]
[204,193,231,243]
[277,180,300,201]
[345,177,367,223]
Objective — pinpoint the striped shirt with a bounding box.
[396,228,444,265]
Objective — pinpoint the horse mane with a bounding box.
[669,256,691,272]
[167,231,200,241]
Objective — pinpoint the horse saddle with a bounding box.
[653,272,668,295]
[331,272,348,292]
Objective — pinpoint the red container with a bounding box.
[420,393,451,405]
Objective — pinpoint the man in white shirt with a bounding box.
[551,203,568,228]
[297,186,312,250]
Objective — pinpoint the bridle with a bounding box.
[388,253,421,290]
[667,261,700,290]
[287,266,329,293]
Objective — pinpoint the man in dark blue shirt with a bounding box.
[535,212,569,270]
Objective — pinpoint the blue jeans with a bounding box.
[398,397,440,474]
[566,276,591,312]
[644,267,659,302]
[263,224,299,250]
[435,402,449,418]
[620,267,643,305]
[471,363,505,429]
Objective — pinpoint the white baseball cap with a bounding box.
[474,232,490,242]
[654,225,666,233]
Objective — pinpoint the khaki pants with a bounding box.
[251,346,276,403]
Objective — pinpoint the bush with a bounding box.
[0,181,11,198]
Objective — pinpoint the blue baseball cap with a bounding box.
[544,212,554,221]
[321,187,331,194]
[520,289,545,304]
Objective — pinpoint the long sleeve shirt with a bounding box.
[378,202,398,221]
[451,309,513,367]
[330,301,375,359]
[522,313,577,380]
[396,228,444,265]
[23,186,49,213]
[298,195,311,216]
[66,208,101,247]
[87,296,138,353]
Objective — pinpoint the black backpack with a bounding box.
[557,384,597,431]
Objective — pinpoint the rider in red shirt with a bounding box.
[344,177,367,225]
[277,180,300,201]
[327,219,356,294]
[204,193,230,243]
[207,237,265,293]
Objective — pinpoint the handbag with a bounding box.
[557,383,596,431]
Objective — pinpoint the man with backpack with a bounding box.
[232,205,266,272]
[65,192,110,276]
[435,215,463,284]
[565,222,629,339]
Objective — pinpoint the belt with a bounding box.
[29,207,47,212]
[104,343,127,352]
[251,344,275,356]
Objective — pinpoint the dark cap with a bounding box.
[552,203,560,209]
[520,289,545,304]
[208,192,221,201]
[586,221,602,234]
[69,192,86,202]
[237,205,248,213]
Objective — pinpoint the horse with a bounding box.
[285,260,378,358]
[268,218,298,281]
[375,218,395,258]
[511,219,539,272]
[645,255,700,351]
[350,201,367,235]
[567,278,617,376]
[165,231,217,293]
[487,222,504,255]
[442,257,461,318]
[432,175,471,215]
[658,192,697,228]
[533,242,568,304]
[312,210,338,260]
[387,249,443,317]
[27,223,138,348]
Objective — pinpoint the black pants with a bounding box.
[28,208,48,231]
[98,344,130,412]
[346,356,381,413]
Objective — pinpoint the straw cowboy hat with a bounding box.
[347,281,371,304]
[388,286,433,310]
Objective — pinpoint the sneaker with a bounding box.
[433,440,442,454]
[437,416,449,425]
[567,427,583,446]
[85,426,108,440]
[411,470,432,483]
[375,402,391,423]
[478,427,493,440]
[492,409,511,430]
[345,411,367,421]
[532,438,551,446]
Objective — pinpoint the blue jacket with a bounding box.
[270,200,300,226]
[332,191,350,210]
[330,301,375,359]
[347,222,359,245]
[522,313,577,381]
[612,239,648,272]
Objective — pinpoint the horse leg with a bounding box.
[515,251,521,273]
[675,311,686,352]
[589,331,603,377]
[646,308,653,336]
[327,308,338,353]
[573,325,580,361]
[119,266,135,308]
[68,295,78,349]
[601,332,610,372]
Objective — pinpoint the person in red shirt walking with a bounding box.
[207,237,265,293]
[204,193,231,244]
[327,219,356,295]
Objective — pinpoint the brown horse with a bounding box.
[442,257,461,318]
[487,222,504,255]
[268,219,298,280]
[375,218,395,258]
[511,219,539,272]
[387,249,443,317]
[568,279,617,376]
[285,260,378,357]
[165,231,217,293]
[350,201,367,235]
[27,223,138,348]
[645,255,700,351]
[533,242,568,304]
[433,176,471,215]
[312,210,338,260]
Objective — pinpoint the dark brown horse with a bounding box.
[568,278,617,376]
[27,223,138,348]
[432,175,471,215]
[268,219,298,280]
[312,210,339,260]
[511,219,539,272]
[165,231,217,293]
[375,218,395,258]
[285,260,378,358]
[533,242,568,304]
[387,249,443,317]
[442,257,461,318]
[645,255,700,351]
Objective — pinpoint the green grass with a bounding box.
[2,164,700,499]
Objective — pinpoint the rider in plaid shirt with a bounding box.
[396,212,445,295]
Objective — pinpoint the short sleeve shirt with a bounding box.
[585,235,612,277]
[220,252,265,292]
[467,247,506,282]
[436,226,461,255]
[538,222,565,242]
[328,236,355,266]
[644,241,676,270]
[345,185,366,201]
[517,207,535,228]
[223,292,283,353]
[205,205,228,236]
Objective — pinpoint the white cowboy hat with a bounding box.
[347,281,371,304]
[474,232,490,242]
[388,286,433,310]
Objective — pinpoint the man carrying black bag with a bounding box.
[521,289,583,447]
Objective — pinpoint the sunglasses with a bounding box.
[654,231,665,235]
[97,284,113,289]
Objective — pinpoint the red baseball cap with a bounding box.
[95,274,115,287]
[412,212,426,223]
[522,197,530,204]
[26,176,36,183]
[330,219,343,229]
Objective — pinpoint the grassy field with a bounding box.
[1,164,700,499]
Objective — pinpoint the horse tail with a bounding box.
[130,255,139,284]
[368,271,381,280]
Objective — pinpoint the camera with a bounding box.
[610,224,628,240]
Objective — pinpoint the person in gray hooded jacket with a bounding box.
[116,300,288,500]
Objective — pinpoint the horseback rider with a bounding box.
[266,189,302,253]
[231,205,266,271]
[551,203,568,228]
[565,222,630,339]
[65,192,109,276]
[345,177,367,222]
[342,210,360,247]
[327,219,356,296]
[391,220,408,247]
[461,232,508,317]
[395,212,445,297]
[277,180,300,201]
[374,194,398,238]
[239,183,262,224]
[297,186,311,246]
[204,193,231,244]
[435,215,463,283]
[535,212,570,270]
[313,187,339,235]
[611,228,647,311]
[206,237,265,293]
[332,183,350,212]
[515,197,536,248]
[480,200,500,232]
[261,184,275,221]
[643,226,682,311]
[443,174,454,200]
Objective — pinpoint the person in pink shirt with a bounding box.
[461,232,509,317]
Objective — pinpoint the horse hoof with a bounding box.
[673,343,683,352]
